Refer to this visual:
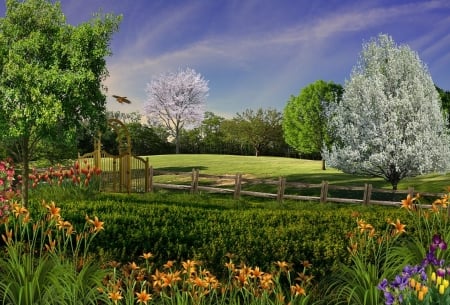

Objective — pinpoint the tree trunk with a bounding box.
[321,159,326,170]
[175,131,180,154]
[21,136,30,207]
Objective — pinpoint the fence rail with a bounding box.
[148,168,445,207]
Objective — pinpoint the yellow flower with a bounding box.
[431,272,436,282]
[439,284,445,295]
[136,290,152,304]
[108,290,123,304]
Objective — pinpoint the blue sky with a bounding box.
[1,0,450,118]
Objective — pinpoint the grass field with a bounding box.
[144,154,450,193]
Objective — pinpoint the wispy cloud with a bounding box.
[102,0,450,116]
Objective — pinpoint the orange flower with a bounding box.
[275,261,290,271]
[182,259,198,274]
[12,203,28,218]
[260,273,274,290]
[291,284,306,296]
[45,201,61,219]
[136,290,152,304]
[57,219,74,234]
[140,252,153,260]
[225,261,235,271]
[235,270,249,286]
[357,219,374,233]
[129,262,139,271]
[163,260,175,269]
[250,266,264,279]
[301,260,312,269]
[151,269,164,288]
[161,271,181,287]
[401,194,416,210]
[1,227,13,243]
[86,215,104,232]
[108,290,123,304]
[433,194,448,208]
[391,219,406,235]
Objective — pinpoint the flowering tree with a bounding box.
[145,67,209,153]
[326,34,450,190]
[0,0,121,205]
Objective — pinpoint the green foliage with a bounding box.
[0,200,107,304]
[51,192,409,282]
[223,108,285,157]
[0,0,121,205]
[283,80,343,159]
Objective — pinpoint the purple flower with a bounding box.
[383,291,395,305]
[431,234,447,251]
[378,279,388,291]
[391,275,408,290]
[437,267,446,277]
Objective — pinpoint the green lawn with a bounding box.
[144,154,450,193]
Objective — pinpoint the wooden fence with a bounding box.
[149,168,445,207]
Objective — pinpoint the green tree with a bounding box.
[200,111,225,153]
[227,108,284,157]
[283,80,342,169]
[436,85,450,127]
[0,0,121,205]
[127,122,171,155]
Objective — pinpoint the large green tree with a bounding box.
[0,0,121,205]
[327,34,450,190]
[283,80,342,169]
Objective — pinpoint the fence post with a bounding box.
[191,168,199,194]
[320,181,328,203]
[408,187,414,197]
[234,173,242,200]
[148,166,153,192]
[363,183,372,205]
[277,177,286,203]
[144,158,149,192]
[113,158,117,192]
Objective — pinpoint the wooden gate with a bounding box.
[78,119,150,193]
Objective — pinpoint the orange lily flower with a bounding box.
[136,290,152,304]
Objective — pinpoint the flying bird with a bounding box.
[112,95,131,104]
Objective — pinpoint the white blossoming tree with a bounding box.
[145,67,209,153]
[326,34,450,190]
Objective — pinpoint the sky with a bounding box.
[1,0,450,119]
